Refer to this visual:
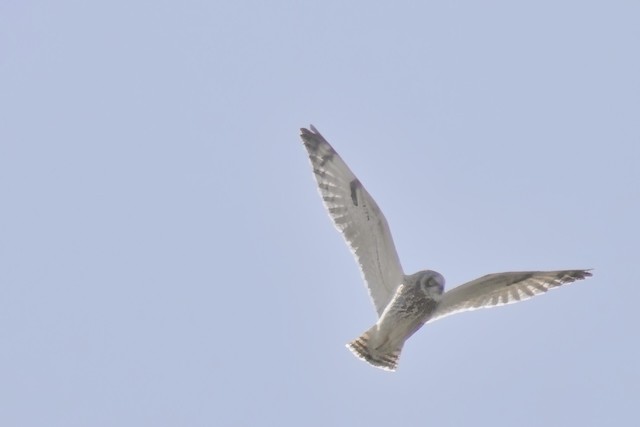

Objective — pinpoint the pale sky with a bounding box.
[1,1,639,426]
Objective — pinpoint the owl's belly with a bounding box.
[372,285,439,351]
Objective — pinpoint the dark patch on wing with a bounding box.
[350,179,361,206]
[312,167,327,178]
[318,152,334,167]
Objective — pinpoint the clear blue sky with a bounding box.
[1,1,638,426]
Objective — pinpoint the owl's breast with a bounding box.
[376,284,439,343]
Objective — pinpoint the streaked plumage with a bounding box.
[300,125,592,372]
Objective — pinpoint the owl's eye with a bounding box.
[420,276,434,288]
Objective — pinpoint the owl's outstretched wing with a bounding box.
[301,125,404,316]
[429,269,592,322]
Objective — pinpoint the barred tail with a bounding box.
[346,329,402,372]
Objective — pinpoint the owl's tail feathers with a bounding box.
[346,329,402,372]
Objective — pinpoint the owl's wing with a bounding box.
[301,125,404,317]
[429,269,592,322]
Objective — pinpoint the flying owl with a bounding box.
[300,125,592,372]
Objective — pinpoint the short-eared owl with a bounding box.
[300,125,591,372]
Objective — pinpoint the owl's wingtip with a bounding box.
[300,124,319,135]
[570,269,593,280]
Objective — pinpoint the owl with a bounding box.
[300,125,591,372]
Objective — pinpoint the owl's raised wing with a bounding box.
[301,125,404,316]
[429,269,592,323]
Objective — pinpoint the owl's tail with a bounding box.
[346,328,402,372]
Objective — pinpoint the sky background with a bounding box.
[1,1,639,426]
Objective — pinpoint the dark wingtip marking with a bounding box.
[300,125,322,145]
[349,179,361,206]
[564,269,593,282]
[505,270,593,288]
[299,126,311,136]
[300,126,337,168]
[300,128,318,148]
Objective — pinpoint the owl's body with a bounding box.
[347,271,444,371]
[300,125,592,372]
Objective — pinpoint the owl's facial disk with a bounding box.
[417,270,445,297]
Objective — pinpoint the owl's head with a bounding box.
[416,270,445,298]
